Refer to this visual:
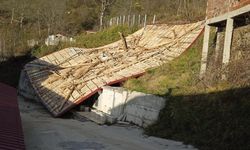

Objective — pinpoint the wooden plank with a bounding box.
[80,85,91,94]
[92,78,105,88]
[24,22,204,117]
[87,80,98,91]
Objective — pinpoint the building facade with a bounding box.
[200,0,250,76]
[206,0,250,19]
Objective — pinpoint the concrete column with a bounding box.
[214,27,222,63]
[200,24,210,77]
[222,18,234,64]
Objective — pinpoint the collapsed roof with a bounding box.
[24,22,204,117]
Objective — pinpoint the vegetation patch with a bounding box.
[124,32,250,150]
[124,34,204,96]
[145,86,250,150]
[31,25,138,58]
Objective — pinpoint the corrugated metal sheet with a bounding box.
[24,21,204,117]
[0,83,25,150]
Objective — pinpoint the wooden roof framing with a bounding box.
[25,22,204,117]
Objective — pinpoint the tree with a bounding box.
[97,0,116,30]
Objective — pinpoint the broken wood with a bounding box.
[59,86,76,111]
[118,32,128,50]
[23,22,204,117]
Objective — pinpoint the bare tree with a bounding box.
[98,0,115,30]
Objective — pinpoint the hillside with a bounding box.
[0,0,207,59]
[124,25,250,150]
[1,1,249,150]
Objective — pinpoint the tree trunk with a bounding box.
[100,0,106,30]
[100,11,104,30]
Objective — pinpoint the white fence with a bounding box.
[108,14,157,27]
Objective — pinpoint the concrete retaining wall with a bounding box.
[94,86,166,127]
[18,70,39,101]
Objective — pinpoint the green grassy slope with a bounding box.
[31,25,138,58]
[124,33,250,150]
[124,35,203,96]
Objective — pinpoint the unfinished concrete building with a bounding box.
[200,0,250,77]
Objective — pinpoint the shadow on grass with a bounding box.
[20,56,250,150]
[146,86,250,150]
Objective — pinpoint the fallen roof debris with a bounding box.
[24,22,204,117]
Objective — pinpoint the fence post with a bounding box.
[153,15,156,24]
[138,14,141,26]
[144,14,147,27]
[123,15,126,25]
[132,14,135,26]
[110,18,113,26]
[116,17,119,25]
[120,16,122,25]
[128,15,130,26]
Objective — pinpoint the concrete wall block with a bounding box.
[127,92,166,109]
[95,86,166,127]
[126,113,154,127]
[95,86,128,117]
[126,115,144,126]
[125,104,160,121]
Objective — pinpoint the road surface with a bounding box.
[19,96,197,150]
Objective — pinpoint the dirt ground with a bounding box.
[18,96,197,150]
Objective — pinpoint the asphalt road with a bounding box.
[19,96,197,150]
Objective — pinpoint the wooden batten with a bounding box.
[25,21,204,117]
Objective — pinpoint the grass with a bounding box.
[145,86,250,150]
[124,28,220,96]
[31,25,138,58]
[124,32,250,150]
[74,25,138,48]
[124,34,203,96]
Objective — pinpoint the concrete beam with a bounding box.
[207,4,250,25]
[200,24,210,77]
[222,18,234,64]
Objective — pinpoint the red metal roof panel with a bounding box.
[0,83,25,150]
